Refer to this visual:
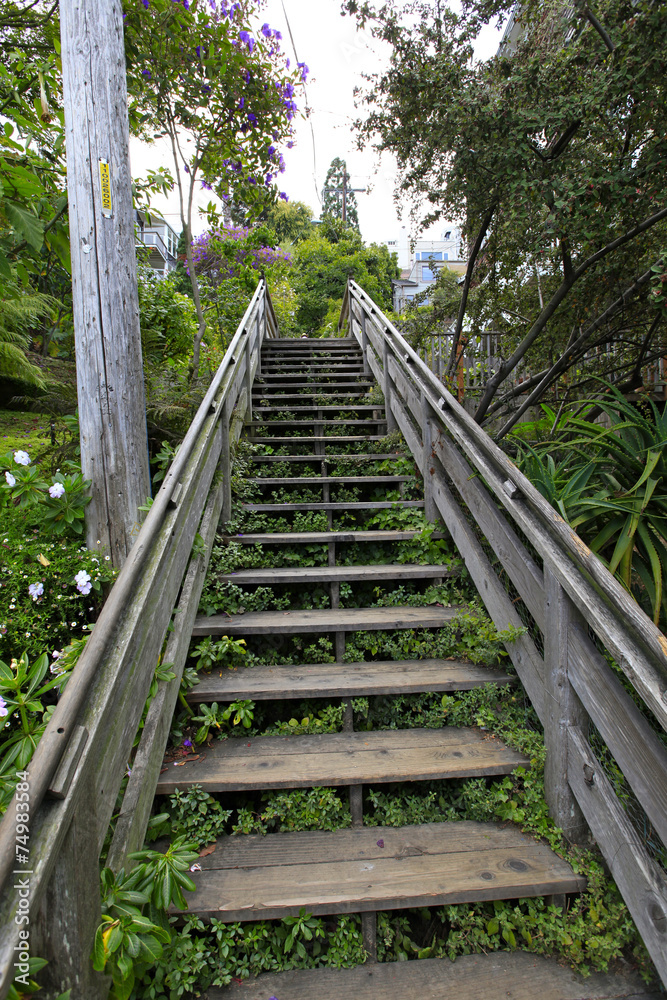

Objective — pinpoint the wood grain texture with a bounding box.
[215,564,456,585]
[225,529,446,545]
[61,0,150,564]
[250,476,409,486]
[430,468,547,720]
[155,726,527,793]
[568,727,667,985]
[568,623,667,851]
[543,570,588,842]
[241,501,425,512]
[208,951,659,1000]
[107,471,225,871]
[433,432,545,632]
[187,659,514,702]
[169,821,584,921]
[193,603,462,636]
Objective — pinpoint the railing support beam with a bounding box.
[543,567,589,843]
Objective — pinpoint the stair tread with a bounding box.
[250,453,404,462]
[250,436,389,444]
[206,951,654,1000]
[215,564,455,585]
[249,475,411,485]
[241,501,424,511]
[168,820,585,921]
[225,530,446,544]
[250,419,387,426]
[157,727,527,794]
[187,658,514,702]
[255,404,382,411]
[192,603,460,636]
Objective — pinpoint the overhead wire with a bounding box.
[280,0,321,205]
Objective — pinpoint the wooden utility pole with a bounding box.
[322,170,366,225]
[60,0,151,568]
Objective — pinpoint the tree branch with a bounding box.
[581,5,615,53]
[493,264,657,438]
[444,202,496,379]
[473,204,667,423]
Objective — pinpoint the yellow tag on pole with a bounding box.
[99,158,113,218]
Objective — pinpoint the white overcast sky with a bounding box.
[129,0,503,245]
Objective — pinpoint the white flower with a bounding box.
[74,570,92,595]
[48,482,66,498]
[4,472,16,487]
[13,451,30,466]
[28,582,44,601]
[0,695,8,718]
[52,649,62,659]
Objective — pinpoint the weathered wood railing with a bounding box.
[340,279,667,986]
[0,280,277,998]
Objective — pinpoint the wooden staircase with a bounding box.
[159,337,587,993]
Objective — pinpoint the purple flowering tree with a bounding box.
[190,223,292,346]
[124,0,306,376]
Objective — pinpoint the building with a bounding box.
[386,225,467,313]
[135,211,179,276]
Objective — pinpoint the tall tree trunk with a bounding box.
[60,0,151,568]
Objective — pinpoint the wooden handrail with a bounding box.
[342,279,667,987]
[0,280,276,999]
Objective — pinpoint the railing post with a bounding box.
[245,330,253,427]
[221,397,232,524]
[360,312,371,376]
[543,566,589,843]
[382,338,398,432]
[421,393,436,522]
[32,778,109,998]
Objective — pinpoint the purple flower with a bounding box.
[183,738,194,749]
[49,482,66,498]
[247,112,257,126]
[142,70,152,77]
[239,96,244,109]
[184,163,190,173]
[201,179,212,190]
[75,570,92,596]
[142,0,150,7]
[29,582,44,601]
[239,30,254,52]
[261,22,272,38]
[0,695,8,718]
[279,192,289,201]
[298,61,309,81]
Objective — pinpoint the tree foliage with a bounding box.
[346,0,667,426]
[124,0,306,375]
[290,217,398,333]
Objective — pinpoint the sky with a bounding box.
[129,0,503,245]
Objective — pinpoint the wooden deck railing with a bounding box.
[340,279,667,986]
[0,280,277,999]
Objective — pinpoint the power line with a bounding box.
[280,0,321,206]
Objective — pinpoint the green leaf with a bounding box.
[4,199,44,250]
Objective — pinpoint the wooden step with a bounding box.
[240,500,425,512]
[250,436,388,445]
[225,530,445,544]
[254,404,382,413]
[253,381,375,390]
[157,727,527,794]
[167,821,585,921]
[186,659,514,702]
[214,564,455,586]
[249,475,411,487]
[193,602,458,637]
[249,419,387,428]
[256,375,371,383]
[207,951,657,1000]
[250,453,405,463]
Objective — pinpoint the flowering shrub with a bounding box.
[1,451,90,536]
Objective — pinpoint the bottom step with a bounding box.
[208,951,659,999]
[175,821,585,921]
